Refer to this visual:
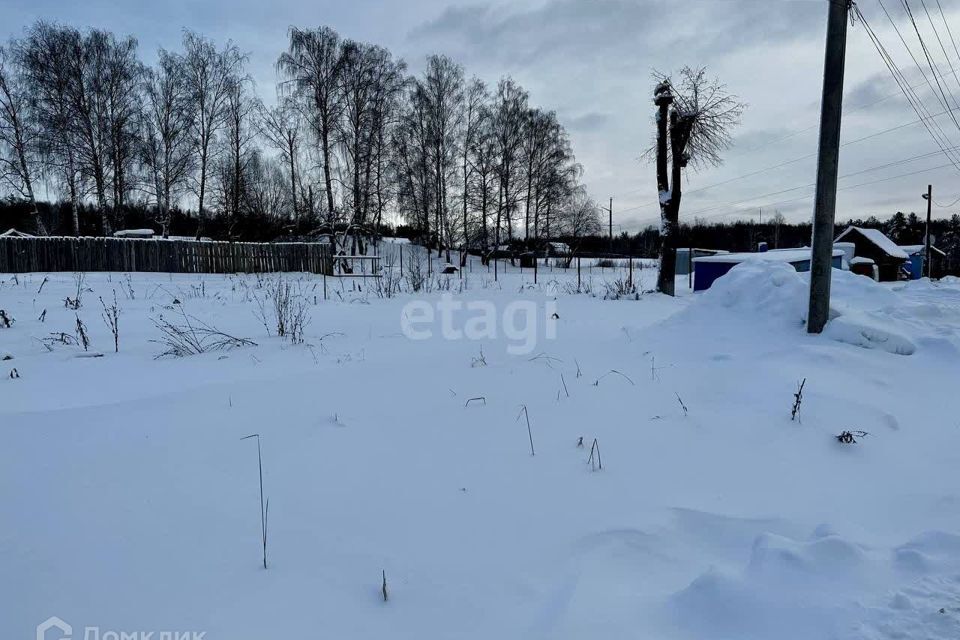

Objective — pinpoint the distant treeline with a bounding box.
[0,198,326,241]
[566,211,960,273]
[5,200,960,276]
[0,22,598,254]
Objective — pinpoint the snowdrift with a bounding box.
[685,261,960,356]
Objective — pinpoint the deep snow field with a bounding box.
[3,252,960,640]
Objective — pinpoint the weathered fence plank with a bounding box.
[0,237,332,275]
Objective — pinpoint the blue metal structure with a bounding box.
[906,254,923,280]
[693,250,844,292]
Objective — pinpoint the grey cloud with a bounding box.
[409,1,669,67]
[409,0,826,68]
[565,111,611,131]
[732,127,797,149]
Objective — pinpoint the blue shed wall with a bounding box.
[908,254,923,279]
[693,262,735,291]
[693,255,842,291]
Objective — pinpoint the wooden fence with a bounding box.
[0,236,333,275]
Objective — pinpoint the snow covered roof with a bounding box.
[850,257,876,265]
[162,235,213,242]
[835,227,909,259]
[900,244,946,257]
[113,229,155,238]
[694,248,842,264]
[0,228,35,238]
[679,247,729,255]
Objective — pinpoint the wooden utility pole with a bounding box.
[608,197,613,247]
[924,184,932,278]
[807,0,850,334]
[600,198,613,251]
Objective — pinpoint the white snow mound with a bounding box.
[690,262,932,355]
[698,261,809,326]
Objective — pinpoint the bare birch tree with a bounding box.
[491,78,528,250]
[183,31,244,238]
[0,43,46,234]
[459,77,486,263]
[258,95,301,221]
[422,54,465,260]
[142,49,194,237]
[20,23,83,235]
[278,27,345,227]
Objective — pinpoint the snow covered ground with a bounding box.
[2,254,960,639]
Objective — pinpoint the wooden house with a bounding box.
[834,227,909,281]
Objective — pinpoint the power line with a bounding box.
[688,108,960,196]
[627,159,956,228]
[920,0,960,94]
[878,0,957,127]
[610,1,960,227]
[861,2,960,163]
[609,5,960,207]
[856,2,960,168]
[937,0,960,74]
[867,0,960,158]
[732,69,960,155]
[933,194,960,207]
[611,105,960,219]
[679,149,957,218]
[609,75,942,202]
[900,0,960,131]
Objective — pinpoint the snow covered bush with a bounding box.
[99,292,121,353]
[602,278,638,300]
[152,308,257,358]
[375,253,402,299]
[405,253,426,292]
[562,277,594,296]
[64,273,86,310]
[74,315,90,351]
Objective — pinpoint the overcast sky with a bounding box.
[5,0,960,231]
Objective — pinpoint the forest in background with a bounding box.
[0,22,601,257]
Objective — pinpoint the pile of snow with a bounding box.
[671,525,960,640]
[685,261,960,355]
[696,260,809,327]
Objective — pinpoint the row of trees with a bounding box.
[589,211,960,276]
[0,22,599,251]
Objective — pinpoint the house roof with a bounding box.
[679,248,729,255]
[835,227,909,259]
[693,248,842,264]
[0,228,35,238]
[113,229,155,238]
[899,244,947,257]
